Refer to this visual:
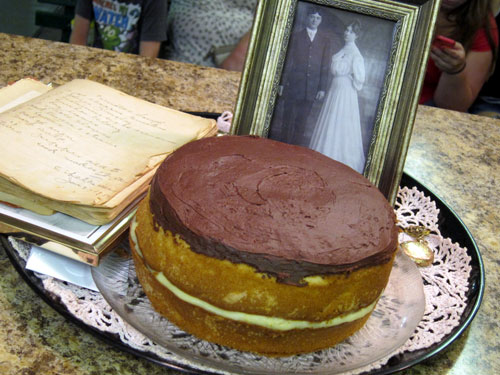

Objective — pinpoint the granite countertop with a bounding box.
[0,33,240,114]
[0,33,499,375]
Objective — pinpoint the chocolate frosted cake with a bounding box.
[130,135,399,356]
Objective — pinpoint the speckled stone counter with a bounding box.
[0,33,499,375]
[0,33,240,114]
[403,105,500,375]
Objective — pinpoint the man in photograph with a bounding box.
[276,6,341,146]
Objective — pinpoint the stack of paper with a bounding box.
[0,78,217,264]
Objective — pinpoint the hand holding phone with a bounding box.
[433,35,456,49]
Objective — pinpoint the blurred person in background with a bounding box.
[163,0,257,70]
[420,0,498,112]
[469,0,500,117]
[70,0,168,57]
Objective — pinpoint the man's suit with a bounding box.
[279,28,338,145]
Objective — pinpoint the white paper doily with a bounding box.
[9,186,472,374]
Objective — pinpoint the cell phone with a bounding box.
[433,35,456,49]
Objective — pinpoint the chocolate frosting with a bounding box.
[149,136,398,285]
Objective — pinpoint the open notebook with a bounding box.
[0,78,217,264]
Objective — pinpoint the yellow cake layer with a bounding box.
[130,217,379,331]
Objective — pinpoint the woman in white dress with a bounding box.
[309,20,366,174]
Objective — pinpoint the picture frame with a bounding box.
[231,0,440,205]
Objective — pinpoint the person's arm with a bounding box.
[69,14,90,46]
[139,41,161,57]
[432,43,493,111]
[219,32,251,71]
[352,52,365,91]
[138,0,167,58]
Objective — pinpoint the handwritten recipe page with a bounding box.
[0,80,215,208]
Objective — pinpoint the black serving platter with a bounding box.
[1,172,484,375]
[364,172,485,374]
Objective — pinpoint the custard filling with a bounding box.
[130,218,379,331]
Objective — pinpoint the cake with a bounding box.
[129,135,399,356]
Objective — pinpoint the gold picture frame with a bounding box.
[231,0,440,205]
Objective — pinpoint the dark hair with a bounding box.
[446,0,497,73]
[347,19,362,36]
[307,6,322,17]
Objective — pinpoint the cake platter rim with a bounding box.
[0,172,484,375]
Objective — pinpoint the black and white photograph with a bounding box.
[269,2,395,175]
[232,0,439,202]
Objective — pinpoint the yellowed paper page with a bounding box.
[0,79,216,208]
[0,78,52,113]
